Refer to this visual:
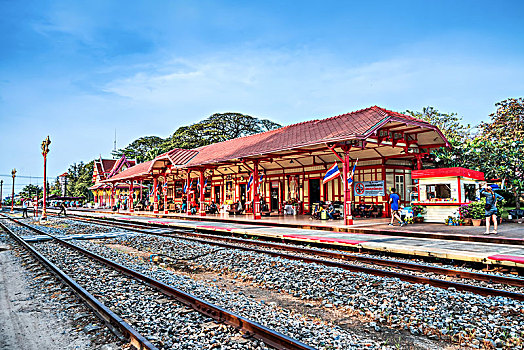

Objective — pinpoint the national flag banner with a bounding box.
[323,163,341,184]
[162,181,168,194]
[347,158,359,186]
[183,182,187,193]
[204,178,208,188]
[197,177,200,189]
[148,187,154,197]
[259,173,264,182]
[247,173,254,192]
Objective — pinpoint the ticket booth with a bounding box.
[411,167,485,223]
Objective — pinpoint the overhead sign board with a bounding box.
[354,181,385,196]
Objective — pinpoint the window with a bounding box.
[174,181,183,198]
[464,184,477,202]
[426,184,451,200]
[395,175,404,198]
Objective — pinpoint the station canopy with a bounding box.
[103,106,449,183]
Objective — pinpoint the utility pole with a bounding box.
[10,169,16,213]
[0,180,3,209]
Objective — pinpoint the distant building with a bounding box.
[57,172,68,196]
[89,155,141,208]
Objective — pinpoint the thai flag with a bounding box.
[162,181,167,192]
[259,174,264,182]
[197,177,200,189]
[323,163,341,184]
[347,158,359,185]
[247,173,254,192]
[183,181,187,193]
[204,178,208,188]
[148,186,154,197]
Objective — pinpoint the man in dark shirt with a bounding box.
[389,188,404,227]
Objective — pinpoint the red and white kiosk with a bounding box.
[411,167,485,223]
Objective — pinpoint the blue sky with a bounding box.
[1,0,523,193]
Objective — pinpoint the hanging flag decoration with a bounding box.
[204,177,208,188]
[183,181,187,193]
[148,186,154,197]
[323,163,341,184]
[247,173,254,192]
[347,158,359,186]
[259,173,264,182]
[162,180,168,194]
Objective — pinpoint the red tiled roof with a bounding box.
[102,160,154,182]
[183,106,430,167]
[156,148,199,165]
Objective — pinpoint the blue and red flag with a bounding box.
[347,158,359,186]
[247,173,254,192]
[323,163,341,184]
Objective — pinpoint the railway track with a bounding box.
[1,214,315,350]
[60,213,524,301]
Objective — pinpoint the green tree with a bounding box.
[405,106,472,143]
[478,98,524,142]
[160,112,281,152]
[112,136,165,163]
[66,161,94,200]
[405,107,473,168]
[19,184,43,199]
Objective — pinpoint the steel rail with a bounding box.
[63,214,524,301]
[67,214,524,289]
[0,219,157,350]
[4,215,315,350]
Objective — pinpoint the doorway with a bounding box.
[270,182,279,211]
[309,179,321,208]
[214,185,221,203]
[239,184,247,207]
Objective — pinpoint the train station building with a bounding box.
[94,106,449,225]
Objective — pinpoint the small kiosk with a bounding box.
[411,167,485,223]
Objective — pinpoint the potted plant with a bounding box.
[467,199,487,226]
[411,205,426,223]
[458,204,472,225]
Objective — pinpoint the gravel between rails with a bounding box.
[30,239,274,350]
[0,229,122,350]
[6,219,390,350]
[80,233,524,349]
[9,216,524,348]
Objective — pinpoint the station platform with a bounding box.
[49,208,524,269]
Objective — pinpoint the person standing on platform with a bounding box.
[480,184,504,235]
[388,188,405,227]
[22,200,29,218]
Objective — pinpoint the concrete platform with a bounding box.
[52,208,524,268]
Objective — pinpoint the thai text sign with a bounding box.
[354,181,385,196]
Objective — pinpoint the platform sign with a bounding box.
[354,181,385,196]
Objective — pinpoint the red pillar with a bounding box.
[163,175,168,215]
[253,160,261,219]
[342,146,353,225]
[110,185,115,208]
[199,169,206,216]
[186,170,191,215]
[129,181,134,213]
[153,177,159,214]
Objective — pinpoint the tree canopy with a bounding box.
[66,161,94,199]
[114,112,281,162]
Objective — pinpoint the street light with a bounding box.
[41,136,51,220]
[0,179,3,209]
[10,169,16,213]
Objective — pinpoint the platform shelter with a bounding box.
[99,106,449,224]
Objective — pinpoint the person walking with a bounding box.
[388,187,405,227]
[58,201,67,217]
[480,184,504,235]
[22,200,29,218]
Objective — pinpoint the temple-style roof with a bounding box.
[101,160,155,182]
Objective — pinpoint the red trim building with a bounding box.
[98,106,449,224]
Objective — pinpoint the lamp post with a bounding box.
[0,179,3,209]
[41,136,51,220]
[10,169,16,213]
